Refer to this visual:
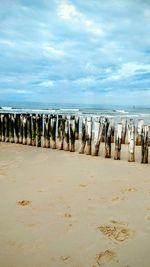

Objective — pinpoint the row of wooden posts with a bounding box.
[0,113,149,163]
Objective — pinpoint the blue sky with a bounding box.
[0,0,150,106]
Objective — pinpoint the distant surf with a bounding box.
[0,104,150,123]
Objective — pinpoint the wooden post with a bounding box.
[114,123,122,160]
[31,115,36,146]
[63,116,69,151]
[92,117,104,156]
[14,114,19,143]
[75,116,79,140]
[121,119,127,144]
[128,120,135,162]
[69,116,75,152]
[36,114,42,147]
[0,114,1,141]
[1,114,5,142]
[42,114,51,148]
[22,115,27,145]
[57,115,65,150]
[85,117,92,155]
[148,126,150,147]
[45,115,50,148]
[50,115,56,149]
[79,117,86,154]
[111,119,115,143]
[101,118,105,143]
[42,114,46,148]
[27,114,32,145]
[9,114,14,143]
[19,114,23,144]
[105,119,112,158]
[4,114,9,142]
[141,125,149,164]
[136,119,144,146]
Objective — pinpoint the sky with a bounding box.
[0,0,150,107]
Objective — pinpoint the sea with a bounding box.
[0,101,150,124]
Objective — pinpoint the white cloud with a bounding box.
[0,39,16,47]
[57,1,104,36]
[0,88,32,94]
[74,77,96,85]
[42,43,65,57]
[107,62,150,81]
[16,90,32,94]
[39,80,54,87]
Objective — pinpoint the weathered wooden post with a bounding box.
[36,114,42,147]
[42,114,46,148]
[111,119,115,143]
[114,123,122,160]
[1,114,5,142]
[14,114,19,143]
[105,119,112,158]
[141,125,149,164]
[31,115,36,146]
[42,114,50,148]
[148,126,150,147]
[92,117,100,156]
[27,114,32,145]
[9,114,14,143]
[79,117,86,154]
[70,116,76,152]
[85,117,92,155]
[57,115,65,150]
[92,117,103,156]
[19,114,23,144]
[4,113,9,142]
[136,119,144,146]
[45,115,51,148]
[63,116,69,151]
[128,120,135,162]
[75,116,79,140]
[22,115,27,145]
[121,119,127,144]
[50,115,56,149]
[0,114,1,141]
[101,119,105,143]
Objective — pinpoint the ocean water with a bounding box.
[0,102,150,124]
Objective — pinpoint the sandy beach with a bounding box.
[0,142,150,267]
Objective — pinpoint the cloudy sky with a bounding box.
[0,0,150,106]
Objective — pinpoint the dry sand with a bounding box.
[0,142,150,267]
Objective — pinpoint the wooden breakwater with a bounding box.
[0,113,150,164]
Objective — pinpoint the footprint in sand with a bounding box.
[60,256,71,263]
[97,220,133,242]
[94,249,116,266]
[79,184,87,187]
[121,187,137,193]
[27,223,36,227]
[111,196,126,203]
[17,200,31,206]
[64,213,72,218]
[110,220,128,226]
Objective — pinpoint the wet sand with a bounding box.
[0,142,150,267]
